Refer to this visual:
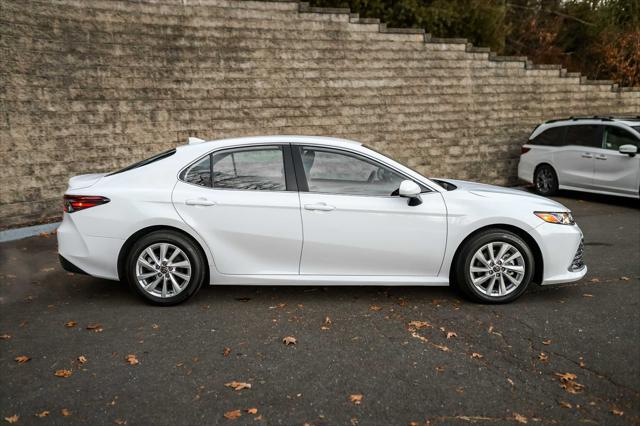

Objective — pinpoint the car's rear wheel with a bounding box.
[454,229,534,303]
[125,230,205,305]
[534,164,558,196]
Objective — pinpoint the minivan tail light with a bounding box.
[521,147,531,154]
[63,195,110,213]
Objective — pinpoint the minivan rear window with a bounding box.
[530,127,566,146]
[108,149,176,176]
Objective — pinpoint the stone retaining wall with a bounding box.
[1,0,638,229]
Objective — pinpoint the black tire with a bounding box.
[533,164,558,196]
[454,229,535,304]
[125,230,206,306]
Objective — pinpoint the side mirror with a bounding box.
[619,144,638,157]
[398,180,422,206]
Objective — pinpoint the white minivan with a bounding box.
[518,117,640,198]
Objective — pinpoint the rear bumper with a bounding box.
[59,255,89,276]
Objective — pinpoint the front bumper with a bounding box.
[535,222,587,285]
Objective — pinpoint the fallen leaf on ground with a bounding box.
[446,331,457,339]
[410,332,428,342]
[223,347,232,357]
[349,394,363,405]
[433,344,450,352]
[582,294,593,298]
[538,352,549,362]
[223,410,241,420]
[369,305,382,312]
[514,413,528,424]
[579,358,586,368]
[61,408,71,417]
[114,419,127,425]
[125,354,139,365]
[559,401,572,409]
[282,336,297,346]
[78,355,87,364]
[471,352,484,359]
[555,372,577,381]
[86,324,103,332]
[542,339,552,345]
[0,334,11,340]
[35,411,50,417]
[15,355,30,363]
[555,372,584,394]
[507,378,515,386]
[151,324,159,329]
[408,320,431,329]
[4,415,19,424]
[54,369,72,378]
[435,366,445,373]
[620,276,630,281]
[65,320,77,328]
[225,381,252,391]
[246,408,258,414]
[321,316,332,330]
[611,408,624,416]
[590,278,600,283]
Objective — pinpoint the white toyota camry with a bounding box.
[58,136,586,305]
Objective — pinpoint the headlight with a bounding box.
[534,211,575,225]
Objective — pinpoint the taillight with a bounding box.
[521,146,531,154]
[63,195,110,213]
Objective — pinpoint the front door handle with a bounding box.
[581,153,593,158]
[185,198,217,206]
[595,154,607,160]
[304,202,335,212]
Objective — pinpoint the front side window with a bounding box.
[564,125,603,148]
[212,147,286,191]
[531,127,565,146]
[300,147,405,196]
[604,126,639,150]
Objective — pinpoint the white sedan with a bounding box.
[58,136,586,305]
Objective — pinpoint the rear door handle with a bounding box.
[304,203,335,212]
[595,155,607,160]
[185,198,217,206]
[581,153,593,158]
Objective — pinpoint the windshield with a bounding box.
[108,149,176,176]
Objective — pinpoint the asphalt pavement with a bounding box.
[1,190,638,425]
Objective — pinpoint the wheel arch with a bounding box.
[117,225,210,285]
[449,224,544,285]
[534,162,558,180]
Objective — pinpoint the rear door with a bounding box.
[592,126,640,196]
[172,144,303,275]
[553,124,602,190]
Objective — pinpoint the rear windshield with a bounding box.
[108,149,176,176]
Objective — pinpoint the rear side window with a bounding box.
[109,149,176,176]
[565,125,603,148]
[183,156,211,187]
[530,127,565,146]
[604,126,639,150]
[212,147,286,191]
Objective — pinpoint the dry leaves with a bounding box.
[14,355,30,363]
[620,276,630,281]
[582,293,593,298]
[61,408,71,417]
[542,339,552,345]
[433,344,450,352]
[64,320,77,328]
[559,401,573,409]
[471,352,484,359]
[78,355,88,364]
[54,369,72,378]
[35,411,50,417]
[514,413,528,424]
[86,324,103,333]
[538,352,549,362]
[349,394,363,405]
[223,410,242,420]
[321,316,332,330]
[611,407,624,416]
[225,381,252,391]
[282,336,297,346]
[223,347,232,357]
[555,372,584,394]
[369,305,382,312]
[408,320,431,329]
[446,331,457,339]
[4,415,19,424]
[114,419,127,425]
[125,354,139,365]
[0,334,11,340]
[246,408,258,415]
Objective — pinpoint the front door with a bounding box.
[172,145,303,275]
[592,126,640,197]
[294,145,447,276]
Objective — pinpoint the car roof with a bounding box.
[530,117,640,139]
[180,135,361,150]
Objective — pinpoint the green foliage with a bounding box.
[310,0,640,85]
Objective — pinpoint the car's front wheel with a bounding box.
[454,229,535,303]
[125,230,206,305]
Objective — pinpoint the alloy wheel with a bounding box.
[536,168,554,193]
[469,242,525,297]
[135,243,192,298]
